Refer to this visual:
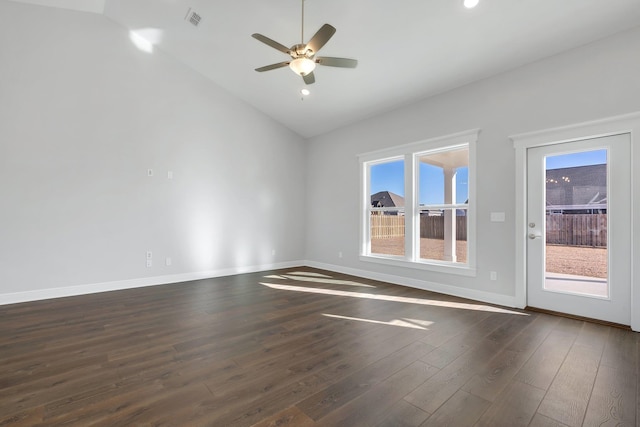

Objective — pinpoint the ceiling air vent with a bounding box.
[184,8,202,27]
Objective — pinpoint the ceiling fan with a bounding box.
[251,0,357,85]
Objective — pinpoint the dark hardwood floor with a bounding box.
[0,267,638,426]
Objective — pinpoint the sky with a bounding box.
[370,149,606,205]
[546,149,606,170]
[370,160,469,205]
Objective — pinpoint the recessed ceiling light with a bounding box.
[301,88,310,96]
[464,0,479,8]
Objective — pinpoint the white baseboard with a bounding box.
[0,260,304,306]
[304,260,519,308]
[1,259,518,310]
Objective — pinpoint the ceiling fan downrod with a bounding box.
[301,0,305,45]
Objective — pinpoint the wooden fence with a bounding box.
[545,214,607,247]
[420,216,467,240]
[370,215,467,240]
[370,213,607,247]
[370,214,405,239]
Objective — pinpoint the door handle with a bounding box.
[528,233,542,240]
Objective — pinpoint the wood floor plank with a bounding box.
[210,373,330,427]
[231,319,353,369]
[529,413,571,427]
[404,313,534,414]
[418,308,492,349]
[599,327,638,372]
[198,323,423,424]
[311,360,439,426]
[420,389,490,426]
[0,361,121,418]
[249,406,316,427]
[420,312,502,369]
[551,317,585,337]
[296,340,435,421]
[0,266,637,426]
[33,376,169,426]
[581,364,637,426]
[572,321,610,353]
[424,319,527,379]
[474,379,545,427]
[0,406,44,427]
[536,343,604,427]
[374,400,431,427]
[462,313,557,402]
[513,329,576,390]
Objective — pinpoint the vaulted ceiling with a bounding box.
[9,0,640,137]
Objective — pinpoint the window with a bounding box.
[369,159,405,257]
[359,130,478,276]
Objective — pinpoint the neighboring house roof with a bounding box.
[546,164,606,209]
[371,191,405,208]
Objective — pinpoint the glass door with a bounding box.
[526,134,631,325]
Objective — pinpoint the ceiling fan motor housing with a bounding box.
[291,44,315,59]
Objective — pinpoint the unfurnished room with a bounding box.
[1,0,639,425]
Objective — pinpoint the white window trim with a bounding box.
[359,129,479,277]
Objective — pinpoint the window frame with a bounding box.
[359,129,479,277]
[364,156,406,259]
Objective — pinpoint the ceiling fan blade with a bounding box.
[252,33,291,54]
[303,72,316,85]
[316,57,358,68]
[255,62,290,72]
[306,24,336,54]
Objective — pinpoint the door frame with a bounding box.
[511,112,640,331]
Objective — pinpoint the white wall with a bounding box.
[305,26,640,305]
[0,1,307,302]
[2,1,640,311]
[7,0,104,14]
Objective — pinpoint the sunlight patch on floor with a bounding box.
[262,274,376,288]
[282,275,376,288]
[322,313,432,330]
[260,282,527,315]
[286,271,333,278]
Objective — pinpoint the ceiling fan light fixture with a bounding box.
[464,0,479,8]
[289,57,316,76]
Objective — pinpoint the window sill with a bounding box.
[360,254,477,277]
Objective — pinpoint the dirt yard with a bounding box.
[371,238,607,278]
[371,237,467,262]
[546,244,607,279]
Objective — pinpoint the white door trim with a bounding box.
[511,111,640,331]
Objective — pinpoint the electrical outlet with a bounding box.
[146,251,153,259]
[146,259,152,268]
